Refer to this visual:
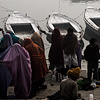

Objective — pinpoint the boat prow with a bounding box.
[46,12,84,41]
[4,11,41,39]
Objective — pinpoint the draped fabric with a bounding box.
[49,28,64,65]
[3,43,32,99]
[0,33,13,98]
[23,38,47,83]
[62,33,78,55]
[0,33,13,55]
[0,30,20,48]
[7,30,20,44]
[31,32,45,50]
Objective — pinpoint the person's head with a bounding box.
[4,33,13,46]
[89,38,97,45]
[67,67,81,81]
[67,28,73,36]
[52,27,60,36]
[23,38,33,47]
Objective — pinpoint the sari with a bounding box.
[3,43,32,99]
[23,38,47,83]
[0,33,13,98]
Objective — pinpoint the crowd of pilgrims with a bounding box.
[0,27,99,100]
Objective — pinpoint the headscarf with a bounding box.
[31,32,44,50]
[3,43,32,99]
[0,33,13,57]
[6,30,20,44]
[67,67,81,79]
[3,33,13,46]
[49,28,64,65]
[63,28,78,55]
[23,38,47,82]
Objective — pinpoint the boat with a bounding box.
[84,7,100,42]
[4,11,41,39]
[46,12,84,41]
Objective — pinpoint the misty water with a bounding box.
[0,0,100,58]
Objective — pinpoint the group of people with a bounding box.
[40,27,100,100]
[0,26,100,100]
[0,28,47,99]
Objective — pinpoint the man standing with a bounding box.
[84,38,99,82]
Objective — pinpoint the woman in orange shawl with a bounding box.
[23,38,47,98]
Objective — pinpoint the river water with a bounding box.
[0,0,100,58]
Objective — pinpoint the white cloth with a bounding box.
[63,51,78,66]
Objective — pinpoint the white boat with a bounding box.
[4,11,40,39]
[46,12,84,41]
[84,7,100,40]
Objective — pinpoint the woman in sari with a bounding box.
[0,29,23,48]
[48,28,64,71]
[3,43,32,99]
[23,38,47,98]
[0,33,13,98]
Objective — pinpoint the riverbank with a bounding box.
[7,60,100,100]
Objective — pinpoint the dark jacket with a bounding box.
[84,44,99,61]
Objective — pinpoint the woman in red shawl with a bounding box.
[23,38,47,98]
[48,28,64,71]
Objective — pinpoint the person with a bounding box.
[31,32,45,50]
[60,67,81,100]
[23,38,47,98]
[0,33,12,99]
[84,38,99,82]
[3,43,32,99]
[48,28,64,71]
[0,29,23,47]
[6,30,23,45]
[62,28,78,70]
[0,33,13,55]
[37,26,52,43]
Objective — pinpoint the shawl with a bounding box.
[23,38,47,82]
[62,33,78,55]
[3,43,32,99]
[0,30,20,48]
[49,28,64,65]
[31,32,45,50]
[0,33,13,98]
[7,30,20,44]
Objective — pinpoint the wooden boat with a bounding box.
[46,12,84,41]
[4,11,40,39]
[84,7,100,40]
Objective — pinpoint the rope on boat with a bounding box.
[0,5,13,12]
[74,10,84,20]
[28,16,48,22]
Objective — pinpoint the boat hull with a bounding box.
[4,11,40,39]
[46,12,84,41]
[84,7,100,46]
[84,22,100,46]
